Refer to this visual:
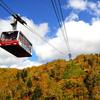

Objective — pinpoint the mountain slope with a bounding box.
[0,54,100,100]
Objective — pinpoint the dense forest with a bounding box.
[0,54,100,100]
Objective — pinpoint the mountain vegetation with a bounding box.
[0,54,100,100]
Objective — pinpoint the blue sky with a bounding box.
[1,0,60,27]
[0,0,100,68]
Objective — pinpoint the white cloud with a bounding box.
[0,60,42,69]
[65,12,79,21]
[67,0,100,17]
[35,19,100,60]
[68,0,87,10]
[9,60,42,69]
[87,1,100,16]
[35,36,67,61]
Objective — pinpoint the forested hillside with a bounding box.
[0,54,100,100]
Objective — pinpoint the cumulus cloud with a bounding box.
[9,60,42,69]
[87,1,100,17]
[35,20,100,60]
[35,35,67,61]
[67,0,100,17]
[65,12,79,21]
[67,0,87,10]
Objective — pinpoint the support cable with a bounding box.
[50,0,72,60]
[57,0,72,59]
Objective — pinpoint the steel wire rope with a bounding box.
[0,0,15,14]
[50,0,72,59]
[57,0,72,59]
[0,0,13,15]
[50,0,69,58]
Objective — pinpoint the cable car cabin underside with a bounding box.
[0,40,31,57]
[0,31,32,57]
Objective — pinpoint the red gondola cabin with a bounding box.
[0,31,32,57]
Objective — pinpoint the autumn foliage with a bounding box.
[0,54,100,100]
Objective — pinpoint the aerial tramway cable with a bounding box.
[50,0,70,59]
[50,0,72,60]
[57,0,71,57]
[0,0,68,58]
[0,0,13,15]
[0,0,15,14]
